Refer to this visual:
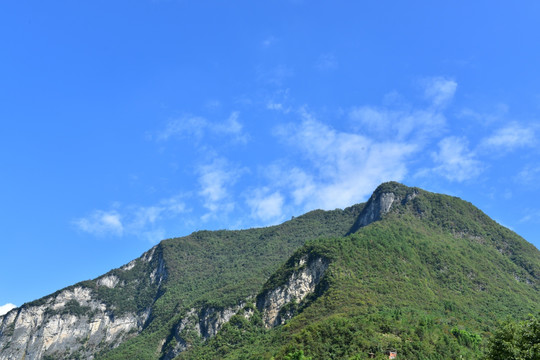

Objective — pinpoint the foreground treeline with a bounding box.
[177,311,539,359]
[485,313,539,360]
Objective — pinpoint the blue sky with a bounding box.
[1,1,540,310]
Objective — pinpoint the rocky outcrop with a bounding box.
[0,246,166,360]
[0,287,148,360]
[161,303,246,360]
[356,191,396,228]
[350,182,419,233]
[257,255,329,328]
[161,254,330,359]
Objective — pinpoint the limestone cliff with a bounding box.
[162,254,330,359]
[257,255,329,328]
[0,246,166,360]
[160,303,247,360]
[350,182,418,233]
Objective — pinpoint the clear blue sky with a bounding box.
[1,1,539,309]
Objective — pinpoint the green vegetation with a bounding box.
[174,183,539,359]
[485,313,540,360]
[21,182,538,359]
[98,204,364,359]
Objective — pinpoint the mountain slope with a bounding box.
[177,183,539,359]
[0,203,364,360]
[1,182,538,360]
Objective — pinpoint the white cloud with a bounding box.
[267,102,291,113]
[519,210,540,224]
[0,303,16,316]
[481,122,536,150]
[247,188,285,222]
[423,77,457,108]
[431,136,482,182]
[156,112,248,144]
[74,195,186,242]
[74,210,124,237]
[213,111,249,143]
[515,165,540,185]
[129,198,184,231]
[349,106,446,142]
[266,88,292,114]
[349,79,452,142]
[457,103,509,125]
[275,110,417,210]
[140,229,167,244]
[157,116,207,141]
[197,158,243,220]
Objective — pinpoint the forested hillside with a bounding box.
[1,183,538,360]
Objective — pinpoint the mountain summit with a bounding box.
[1,182,538,359]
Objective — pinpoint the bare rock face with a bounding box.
[350,182,419,233]
[257,255,329,328]
[0,287,148,360]
[161,303,245,360]
[0,246,165,360]
[356,192,396,228]
[161,255,330,359]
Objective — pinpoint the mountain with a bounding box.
[1,182,538,359]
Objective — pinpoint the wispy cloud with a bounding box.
[266,88,292,113]
[273,109,417,211]
[246,188,285,223]
[74,210,124,237]
[0,303,16,316]
[349,106,446,142]
[519,209,540,224]
[431,136,483,182]
[156,112,248,144]
[73,195,187,242]
[457,103,509,125]
[481,122,536,151]
[157,115,207,141]
[217,112,249,144]
[422,77,457,108]
[349,77,454,143]
[197,158,244,221]
[515,164,540,185]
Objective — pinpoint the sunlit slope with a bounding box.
[98,204,364,359]
[177,183,539,359]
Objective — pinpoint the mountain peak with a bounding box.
[373,181,417,197]
[349,181,419,232]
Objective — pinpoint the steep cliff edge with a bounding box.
[161,254,329,359]
[349,181,419,233]
[257,254,329,328]
[0,245,166,360]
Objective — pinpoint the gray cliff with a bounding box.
[0,246,166,360]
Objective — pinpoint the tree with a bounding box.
[485,313,540,360]
[283,350,312,360]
